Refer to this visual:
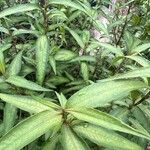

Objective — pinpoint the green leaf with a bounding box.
[69,108,150,140]
[125,55,150,67]
[49,0,86,13]
[70,56,96,63]
[12,29,39,37]
[4,104,17,134]
[49,55,56,74]
[98,67,150,82]
[0,27,9,34]
[0,50,5,74]
[65,27,85,49]
[0,4,39,18]
[74,124,143,150]
[131,43,150,54]
[54,50,77,61]
[81,62,89,81]
[56,92,67,108]
[42,134,60,150]
[36,35,49,85]
[6,76,51,91]
[67,80,148,108]
[0,111,62,150]
[0,93,52,113]
[61,125,90,150]
[8,51,22,76]
[0,43,11,52]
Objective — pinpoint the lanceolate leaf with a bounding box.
[0,111,62,150]
[6,76,51,91]
[131,43,150,54]
[69,108,150,140]
[65,27,85,49]
[8,51,22,76]
[74,124,143,150]
[0,93,52,113]
[0,4,39,18]
[67,80,148,108]
[125,55,150,67]
[0,50,5,74]
[36,35,49,85]
[49,0,86,13]
[98,67,150,82]
[61,125,90,150]
[42,134,60,150]
[3,104,17,134]
[54,50,77,61]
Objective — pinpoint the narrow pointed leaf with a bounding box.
[0,111,62,150]
[36,35,49,85]
[67,80,148,108]
[54,50,76,61]
[99,67,150,82]
[74,124,143,150]
[126,55,150,67]
[69,108,150,140]
[8,51,22,76]
[4,104,17,134]
[65,27,84,49]
[61,125,90,150]
[131,43,150,54]
[0,50,5,74]
[6,76,51,91]
[0,4,39,18]
[49,55,56,74]
[0,93,52,113]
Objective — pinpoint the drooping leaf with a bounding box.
[0,93,52,113]
[0,4,39,18]
[67,80,148,108]
[74,124,143,150]
[69,108,150,140]
[6,76,51,91]
[0,111,62,150]
[36,35,49,85]
[61,125,90,150]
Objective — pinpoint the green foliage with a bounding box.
[0,0,149,150]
